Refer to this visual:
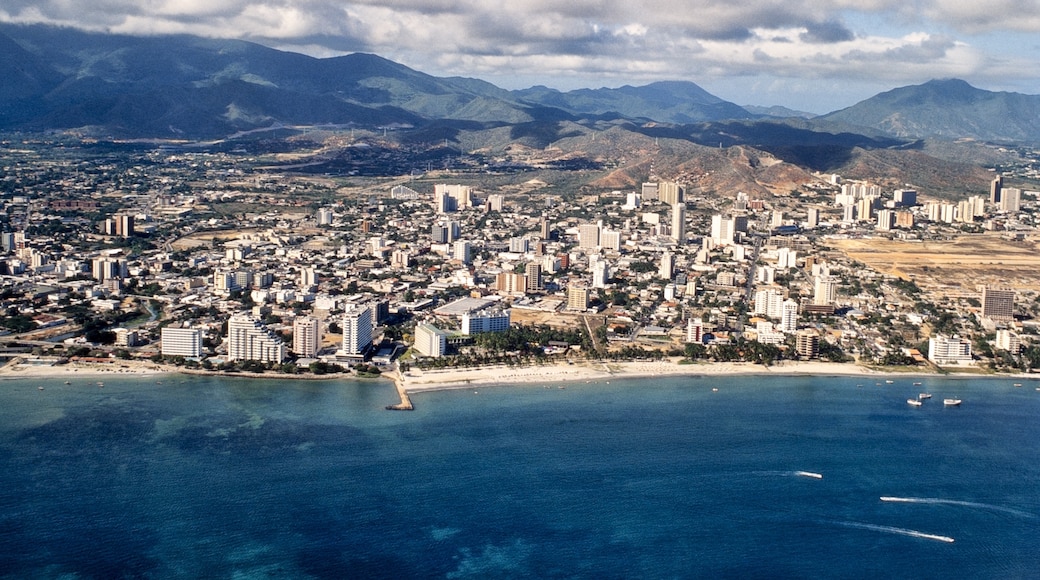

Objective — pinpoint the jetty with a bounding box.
[385,371,413,411]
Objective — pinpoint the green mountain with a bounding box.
[820,79,1040,142]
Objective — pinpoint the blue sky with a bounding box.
[2,0,1039,113]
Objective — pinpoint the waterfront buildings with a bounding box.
[928,334,973,365]
[414,323,448,357]
[161,327,203,358]
[981,287,1015,321]
[342,305,374,356]
[292,316,321,358]
[226,314,286,363]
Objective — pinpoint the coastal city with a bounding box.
[3,136,1040,391]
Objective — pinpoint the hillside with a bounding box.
[821,79,1040,142]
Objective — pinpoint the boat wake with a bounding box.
[830,520,955,543]
[754,470,823,479]
[880,496,1034,519]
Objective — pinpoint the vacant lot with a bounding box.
[828,234,1040,296]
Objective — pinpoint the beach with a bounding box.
[397,358,906,393]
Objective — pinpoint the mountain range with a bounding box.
[2,23,1038,145]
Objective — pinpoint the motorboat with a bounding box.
[907,398,922,406]
[918,393,932,400]
[943,398,962,406]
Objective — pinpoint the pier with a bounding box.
[385,371,413,411]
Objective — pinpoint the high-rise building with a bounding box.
[414,323,448,357]
[780,299,799,333]
[813,276,838,306]
[658,181,684,205]
[981,287,1015,321]
[316,208,334,225]
[776,247,797,269]
[990,175,1004,204]
[462,310,511,335]
[795,332,819,358]
[578,223,600,249]
[641,182,659,201]
[540,215,551,239]
[300,267,317,288]
[1000,187,1022,212]
[486,194,504,212]
[928,334,972,365]
[509,237,529,253]
[592,261,610,288]
[342,305,373,355]
[671,202,686,244]
[292,316,321,358]
[496,272,527,294]
[161,327,203,358]
[567,286,589,311]
[659,252,675,280]
[893,189,917,207]
[114,214,134,237]
[876,209,896,231]
[600,229,622,252]
[686,318,705,344]
[806,207,820,228]
[226,314,286,363]
[525,262,542,292]
[452,240,471,264]
[994,329,1021,354]
[710,214,735,246]
[754,288,785,318]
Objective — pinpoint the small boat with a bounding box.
[64,381,70,385]
[885,380,894,384]
[37,386,44,391]
[1013,383,1022,387]
[913,382,922,386]
[907,398,922,406]
[712,387,719,392]
[943,398,962,406]
[918,393,932,400]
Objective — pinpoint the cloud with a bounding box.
[0,0,1036,112]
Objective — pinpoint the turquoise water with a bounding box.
[1,373,1038,578]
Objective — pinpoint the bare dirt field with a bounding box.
[828,234,1040,296]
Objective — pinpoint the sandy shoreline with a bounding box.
[396,358,1038,394]
[4,358,1036,393]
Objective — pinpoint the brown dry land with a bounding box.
[828,234,1040,296]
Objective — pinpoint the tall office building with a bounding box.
[226,314,286,363]
[600,229,622,252]
[578,223,600,249]
[710,214,735,246]
[114,214,134,238]
[316,208,334,225]
[292,316,321,358]
[1000,187,1022,212]
[495,272,527,294]
[990,175,1003,204]
[342,305,373,355]
[671,202,686,245]
[981,287,1015,321]
[686,318,705,344]
[658,181,684,205]
[525,262,542,291]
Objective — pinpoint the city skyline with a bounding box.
[1,1,1039,112]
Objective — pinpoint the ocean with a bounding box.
[0,372,1038,579]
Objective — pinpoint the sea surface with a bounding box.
[1,372,1038,579]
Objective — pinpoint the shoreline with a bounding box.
[396,358,1040,395]
[4,358,1037,396]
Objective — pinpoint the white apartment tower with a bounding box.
[292,316,321,358]
[226,314,286,363]
[342,305,374,355]
[161,327,203,358]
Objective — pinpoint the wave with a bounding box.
[830,520,954,543]
[880,496,1034,519]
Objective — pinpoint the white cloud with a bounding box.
[1,0,1038,111]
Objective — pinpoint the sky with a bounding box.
[3,0,1040,113]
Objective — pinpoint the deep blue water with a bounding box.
[1,372,1038,579]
